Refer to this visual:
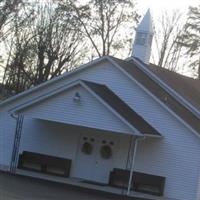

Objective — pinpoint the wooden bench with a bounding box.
[109,168,165,196]
[18,151,72,177]
[109,168,131,188]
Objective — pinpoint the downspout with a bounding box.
[127,135,145,195]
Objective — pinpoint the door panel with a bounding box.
[73,132,119,183]
[93,134,119,183]
[72,132,97,180]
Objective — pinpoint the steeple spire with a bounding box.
[131,9,153,64]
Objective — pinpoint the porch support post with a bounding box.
[10,114,24,173]
[127,135,146,196]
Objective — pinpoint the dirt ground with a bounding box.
[0,172,142,200]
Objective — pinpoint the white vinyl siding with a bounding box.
[19,118,80,171]
[19,119,131,178]
[0,59,200,200]
[17,85,133,135]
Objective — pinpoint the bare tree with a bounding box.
[58,0,139,59]
[152,10,184,71]
[1,0,139,95]
[0,0,23,36]
[178,5,200,79]
[2,1,84,93]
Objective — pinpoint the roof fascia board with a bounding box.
[0,56,109,108]
[9,80,81,113]
[107,57,200,139]
[144,133,163,138]
[132,58,200,118]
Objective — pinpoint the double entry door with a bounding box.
[73,132,119,184]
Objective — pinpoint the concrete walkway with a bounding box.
[0,172,145,200]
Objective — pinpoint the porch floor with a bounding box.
[15,169,175,200]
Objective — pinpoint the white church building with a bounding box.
[0,10,200,200]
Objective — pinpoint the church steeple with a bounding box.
[131,9,153,64]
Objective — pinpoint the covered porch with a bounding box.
[1,170,174,200]
[13,117,165,198]
[9,80,165,198]
[15,168,170,200]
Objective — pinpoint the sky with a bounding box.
[0,0,199,79]
[136,0,199,16]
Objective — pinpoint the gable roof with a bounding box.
[83,80,161,136]
[1,54,199,136]
[111,56,200,135]
[148,63,200,111]
[11,79,161,137]
[0,57,108,107]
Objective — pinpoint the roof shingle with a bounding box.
[83,80,161,136]
[110,56,200,134]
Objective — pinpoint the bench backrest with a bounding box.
[21,151,71,167]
